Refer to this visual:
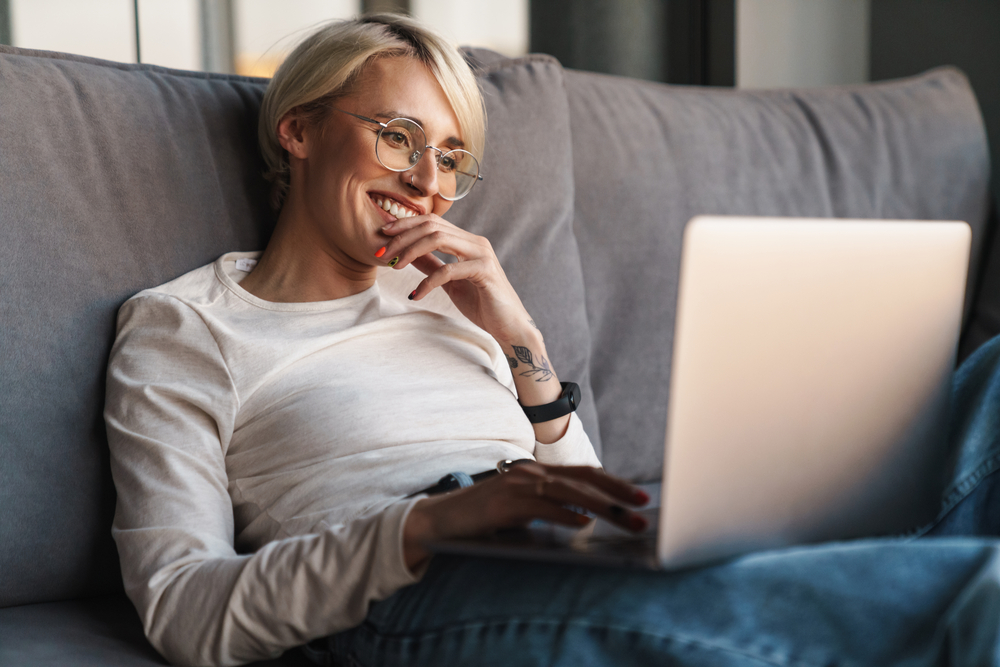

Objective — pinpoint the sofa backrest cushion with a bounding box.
[0,47,276,607]
[566,67,993,481]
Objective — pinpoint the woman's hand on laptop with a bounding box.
[402,463,650,572]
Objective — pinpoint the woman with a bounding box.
[106,14,1000,667]
[106,13,644,667]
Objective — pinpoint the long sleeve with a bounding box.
[532,412,601,468]
[105,294,420,667]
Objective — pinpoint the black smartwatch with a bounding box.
[522,382,581,423]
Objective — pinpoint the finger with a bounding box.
[499,497,592,530]
[380,212,448,236]
[526,474,648,532]
[507,462,648,506]
[389,226,485,272]
[501,465,648,531]
[411,258,490,300]
[378,218,472,266]
[533,465,650,506]
[407,254,446,301]
[428,478,588,538]
[410,253,445,278]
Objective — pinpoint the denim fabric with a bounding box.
[925,334,1000,539]
[306,336,1000,666]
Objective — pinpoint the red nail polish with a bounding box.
[408,290,416,300]
[630,515,648,531]
[375,247,387,258]
[634,490,650,504]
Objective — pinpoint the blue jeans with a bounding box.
[305,336,1000,666]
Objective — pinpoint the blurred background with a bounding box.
[0,0,996,194]
[0,0,528,76]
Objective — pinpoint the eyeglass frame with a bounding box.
[334,108,483,201]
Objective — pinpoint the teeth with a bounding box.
[373,195,418,218]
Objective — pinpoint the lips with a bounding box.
[370,193,419,219]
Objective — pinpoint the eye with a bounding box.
[381,130,413,149]
[438,154,457,173]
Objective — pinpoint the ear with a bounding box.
[277,111,310,160]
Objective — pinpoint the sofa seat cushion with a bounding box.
[0,595,313,666]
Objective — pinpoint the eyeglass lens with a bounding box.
[375,118,479,201]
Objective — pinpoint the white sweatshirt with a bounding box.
[104,251,600,667]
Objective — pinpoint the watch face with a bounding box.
[567,382,581,410]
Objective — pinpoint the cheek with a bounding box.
[433,198,454,218]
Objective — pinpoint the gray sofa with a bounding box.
[0,42,995,666]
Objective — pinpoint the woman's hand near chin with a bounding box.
[402,463,651,573]
[377,214,533,343]
[378,214,574,443]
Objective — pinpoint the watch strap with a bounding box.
[522,382,581,424]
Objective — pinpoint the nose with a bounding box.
[404,148,440,197]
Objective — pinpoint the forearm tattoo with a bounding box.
[506,345,553,382]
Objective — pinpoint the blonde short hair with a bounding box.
[259,14,486,209]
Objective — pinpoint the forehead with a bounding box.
[349,56,462,145]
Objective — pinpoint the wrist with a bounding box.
[521,382,581,421]
[493,316,543,348]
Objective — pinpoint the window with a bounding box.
[5,0,529,75]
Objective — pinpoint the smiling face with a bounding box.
[280,55,463,273]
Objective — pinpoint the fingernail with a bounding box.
[408,290,416,300]
[375,247,387,258]
[576,513,590,525]
[634,490,650,504]
[630,515,648,531]
[388,257,399,267]
[609,505,626,518]
[382,222,395,231]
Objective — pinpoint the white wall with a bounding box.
[737,0,870,89]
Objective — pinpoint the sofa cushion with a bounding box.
[0,596,166,667]
[566,67,993,481]
[0,595,311,666]
[0,46,275,607]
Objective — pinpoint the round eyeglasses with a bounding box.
[336,108,483,201]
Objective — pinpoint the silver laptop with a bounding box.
[428,216,972,570]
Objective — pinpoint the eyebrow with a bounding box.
[374,109,465,149]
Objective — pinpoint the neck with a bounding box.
[239,197,377,303]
